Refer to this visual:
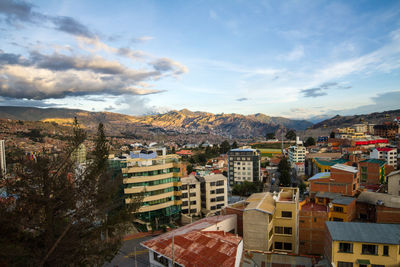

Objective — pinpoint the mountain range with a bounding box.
[0,106,312,139]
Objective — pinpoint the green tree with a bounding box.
[265,132,275,140]
[285,129,296,140]
[231,141,239,149]
[231,181,262,197]
[219,140,231,154]
[278,158,291,186]
[304,137,316,147]
[0,120,142,266]
[187,164,193,175]
[330,131,335,138]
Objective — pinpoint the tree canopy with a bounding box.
[265,132,275,140]
[304,137,316,147]
[0,120,141,266]
[219,140,231,154]
[278,157,291,187]
[285,130,296,140]
[232,181,263,197]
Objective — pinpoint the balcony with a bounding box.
[123,172,180,184]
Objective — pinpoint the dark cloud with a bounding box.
[0,50,24,65]
[300,88,327,98]
[301,82,351,98]
[151,58,188,75]
[236,97,248,102]
[50,16,95,38]
[29,51,125,74]
[0,0,94,38]
[0,96,58,107]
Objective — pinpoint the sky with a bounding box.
[0,0,400,121]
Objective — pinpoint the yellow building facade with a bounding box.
[325,221,400,267]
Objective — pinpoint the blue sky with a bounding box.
[0,0,400,121]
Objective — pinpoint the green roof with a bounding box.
[314,158,348,167]
[360,159,386,167]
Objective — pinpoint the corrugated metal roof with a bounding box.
[314,158,348,166]
[357,191,400,209]
[360,159,386,167]
[326,221,400,245]
[315,191,341,199]
[309,172,331,181]
[331,164,358,173]
[244,192,275,214]
[142,230,242,267]
[332,196,356,205]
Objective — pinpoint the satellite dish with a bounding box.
[328,203,333,208]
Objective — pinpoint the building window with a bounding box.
[154,252,169,266]
[284,243,292,251]
[181,184,188,190]
[274,226,283,234]
[338,242,353,253]
[371,265,385,267]
[216,188,224,194]
[314,218,317,222]
[383,245,389,256]
[274,242,283,250]
[216,196,224,202]
[333,206,344,213]
[189,192,196,197]
[284,227,292,235]
[332,217,344,222]
[281,211,292,218]
[182,201,188,206]
[190,200,196,205]
[362,244,378,255]
[337,262,353,267]
[182,193,188,198]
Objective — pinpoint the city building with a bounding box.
[324,221,400,267]
[374,122,399,139]
[180,175,201,216]
[198,174,228,214]
[309,164,360,197]
[370,147,397,168]
[359,159,387,185]
[387,170,400,196]
[311,158,349,174]
[327,196,357,222]
[356,191,400,224]
[299,201,328,255]
[227,148,261,185]
[0,140,5,176]
[241,188,299,254]
[141,215,241,267]
[288,137,306,168]
[109,149,182,223]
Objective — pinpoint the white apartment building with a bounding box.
[181,175,201,216]
[199,174,228,213]
[370,147,397,168]
[288,137,306,168]
[0,140,5,177]
[228,148,261,186]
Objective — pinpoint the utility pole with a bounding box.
[134,246,137,267]
[172,235,175,266]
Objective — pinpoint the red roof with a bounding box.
[300,202,327,212]
[211,170,222,174]
[176,150,192,155]
[142,215,241,267]
[376,147,396,152]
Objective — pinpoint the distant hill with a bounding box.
[0,106,313,139]
[312,109,400,129]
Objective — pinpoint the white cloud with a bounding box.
[279,45,304,61]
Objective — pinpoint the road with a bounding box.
[103,235,154,267]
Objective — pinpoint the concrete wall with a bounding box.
[243,209,270,251]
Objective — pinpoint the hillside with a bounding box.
[312,109,400,129]
[0,106,312,140]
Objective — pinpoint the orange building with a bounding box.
[309,164,360,197]
[299,200,328,255]
[356,191,400,224]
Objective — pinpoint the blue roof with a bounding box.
[230,148,256,152]
[309,172,331,181]
[326,221,400,245]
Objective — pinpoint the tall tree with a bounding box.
[231,141,239,149]
[219,140,231,154]
[285,130,297,140]
[278,158,291,186]
[0,121,142,266]
[265,132,275,140]
[304,137,316,147]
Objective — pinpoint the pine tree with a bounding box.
[0,120,142,266]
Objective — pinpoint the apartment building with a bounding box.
[299,201,328,255]
[0,140,5,176]
[227,148,261,185]
[309,164,360,197]
[325,221,400,267]
[356,191,400,224]
[374,122,399,139]
[328,196,357,222]
[241,188,299,254]
[109,149,182,223]
[288,144,306,168]
[370,147,397,168]
[199,174,228,213]
[387,170,400,196]
[71,143,86,164]
[181,175,201,216]
[359,159,389,185]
